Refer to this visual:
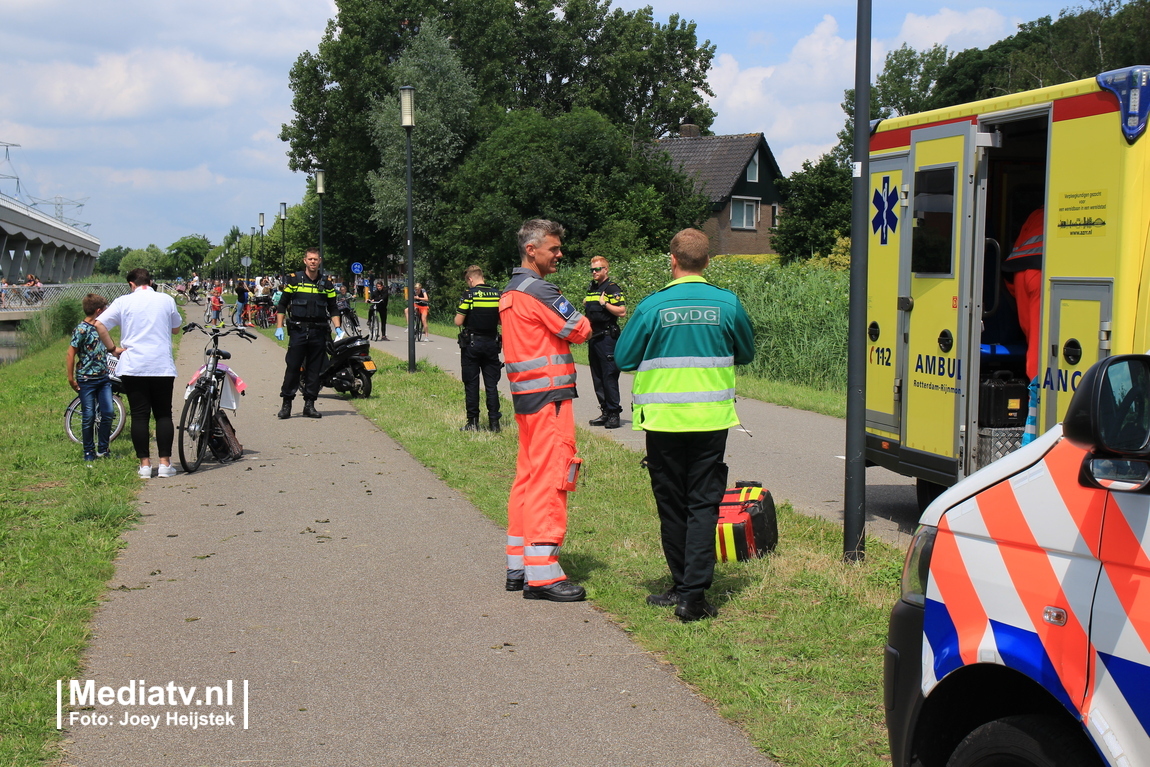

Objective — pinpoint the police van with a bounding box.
[885,352,1150,766]
[865,66,1150,506]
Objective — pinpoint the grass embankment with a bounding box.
[0,339,142,766]
[345,346,902,766]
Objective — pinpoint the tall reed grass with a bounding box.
[552,254,849,392]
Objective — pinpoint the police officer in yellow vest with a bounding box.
[454,265,503,432]
[583,256,626,429]
[615,228,755,621]
[274,247,342,419]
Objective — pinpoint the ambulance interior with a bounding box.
[974,116,1046,436]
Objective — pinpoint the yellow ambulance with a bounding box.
[865,66,1150,506]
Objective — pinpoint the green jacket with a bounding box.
[615,275,755,432]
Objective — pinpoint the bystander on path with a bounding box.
[63,331,775,766]
[375,320,920,546]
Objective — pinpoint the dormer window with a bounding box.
[746,151,759,183]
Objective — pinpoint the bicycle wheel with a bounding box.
[65,394,126,444]
[178,389,212,473]
[174,292,188,306]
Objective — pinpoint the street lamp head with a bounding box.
[259,212,265,228]
[251,227,255,236]
[400,86,415,127]
[315,169,325,195]
[279,202,287,220]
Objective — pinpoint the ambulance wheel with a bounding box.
[947,715,1101,767]
[916,479,946,512]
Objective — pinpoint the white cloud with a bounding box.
[0,49,268,123]
[707,16,866,173]
[104,164,227,192]
[896,8,1022,52]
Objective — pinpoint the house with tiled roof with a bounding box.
[657,127,784,255]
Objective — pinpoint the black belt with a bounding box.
[469,331,498,338]
[289,319,328,327]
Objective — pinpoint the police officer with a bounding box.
[583,256,626,428]
[454,265,503,432]
[274,247,342,419]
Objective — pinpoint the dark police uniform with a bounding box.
[457,282,502,428]
[583,277,626,420]
[277,271,338,403]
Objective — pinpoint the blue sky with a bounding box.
[0,0,1077,255]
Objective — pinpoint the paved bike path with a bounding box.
[375,320,920,547]
[61,330,775,767]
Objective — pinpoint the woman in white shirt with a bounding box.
[96,268,184,479]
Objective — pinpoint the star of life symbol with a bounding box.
[872,175,899,245]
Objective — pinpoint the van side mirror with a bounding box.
[1065,355,1150,490]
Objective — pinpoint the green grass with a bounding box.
[351,351,901,766]
[0,340,143,766]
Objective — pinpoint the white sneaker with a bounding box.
[137,465,153,479]
[157,464,178,478]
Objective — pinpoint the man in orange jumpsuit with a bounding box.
[500,219,592,602]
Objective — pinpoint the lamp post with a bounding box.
[315,169,325,264]
[248,227,255,299]
[279,202,287,278]
[258,212,265,277]
[400,85,416,373]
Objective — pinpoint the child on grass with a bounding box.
[66,293,119,462]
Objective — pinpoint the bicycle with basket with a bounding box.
[178,323,255,472]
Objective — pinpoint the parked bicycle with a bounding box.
[63,353,126,445]
[178,323,255,472]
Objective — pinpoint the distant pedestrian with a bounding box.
[95,268,184,479]
[616,228,755,621]
[66,293,117,462]
[583,256,626,429]
[454,265,502,432]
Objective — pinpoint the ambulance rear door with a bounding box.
[865,157,907,446]
[899,121,984,486]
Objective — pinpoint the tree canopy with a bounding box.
[279,0,715,287]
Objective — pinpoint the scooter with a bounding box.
[299,306,376,398]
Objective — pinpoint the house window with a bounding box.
[770,203,779,228]
[731,198,759,229]
[747,151,759,182]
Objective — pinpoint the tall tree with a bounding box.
[95,245,130,276]
[770,155,852,265]
[165,234,212,278]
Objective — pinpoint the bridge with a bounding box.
[1,192,100,285]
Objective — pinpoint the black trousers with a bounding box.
[280,324,328,401]
[461,335,502,421]
[644,429,729,601]
[588,333,622,415]
[120,375,175,460]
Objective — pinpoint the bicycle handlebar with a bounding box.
[182,322,256,342]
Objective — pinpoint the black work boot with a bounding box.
[604,414,622,429]
[523,580,586,602]
[488,416,501,433]
[588,413,609,426]
[277,398,292,419]
[302,400,322,418]
[675,597,718,622]
[460,418,480,432]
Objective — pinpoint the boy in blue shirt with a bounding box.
[66,293,117,462]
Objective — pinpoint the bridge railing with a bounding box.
[0,283,132,313]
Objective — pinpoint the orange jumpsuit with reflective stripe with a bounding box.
[500,268,591,586]
[1004,208,1044,380]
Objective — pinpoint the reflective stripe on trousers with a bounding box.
[506,535,525,571]
[524,545,564,583]
[506,399,576,586]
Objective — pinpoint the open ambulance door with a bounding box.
[897,121,991,487]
